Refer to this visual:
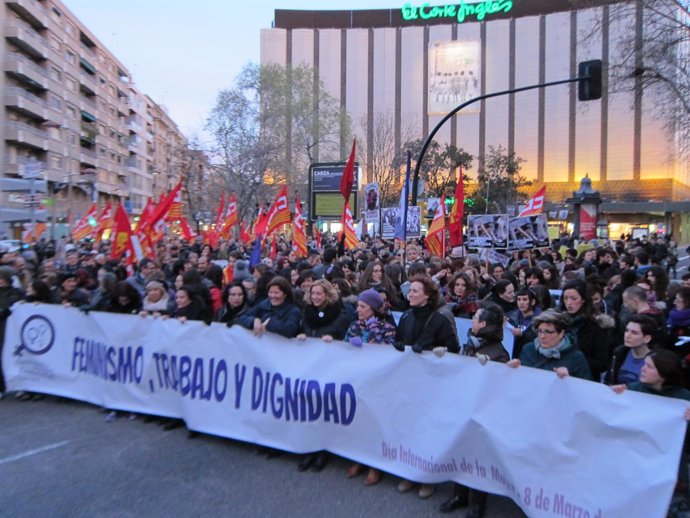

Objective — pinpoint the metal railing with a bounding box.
[5,86,48,107]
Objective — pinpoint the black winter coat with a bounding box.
[396,304,460,353]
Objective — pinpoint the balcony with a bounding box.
[7,0,48,30]
[79,149,97,168]
[5,17,47,60]
[4,52,48,90]
[127,137,139,152]
[5,86,48,120]
[80,94,97,111]
[79,69,97,91]
[80,121,97,144]
[4,121,48,150]
[4,156,47,177]
[125,156,139,173]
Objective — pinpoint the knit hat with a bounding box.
[358,289,384,312]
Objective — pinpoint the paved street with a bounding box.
[0,396,525,518]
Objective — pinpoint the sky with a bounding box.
[62,0,397,140]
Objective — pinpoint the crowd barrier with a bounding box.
[3,303,686,518]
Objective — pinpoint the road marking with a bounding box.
[0,440,68,466]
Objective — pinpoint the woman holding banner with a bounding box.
[237,277,301,339]
[611,350,690,500]
[396,275,460,500]
[506,309,591,380]
[343,289,397,486]
[295,279,351,473]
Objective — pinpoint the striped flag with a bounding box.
[425,195,445,257]
[293,193,307,257]
[519,185,546,217]
[448,166,465,247]
[266,186,291,236]
[341,200,359,250]
[71,204,98,242]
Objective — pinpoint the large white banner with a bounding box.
[3,304,686,518]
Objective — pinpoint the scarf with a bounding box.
[535,334,571,359]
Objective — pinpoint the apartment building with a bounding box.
[1,0,186,238]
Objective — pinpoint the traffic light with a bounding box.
[578,60,602,101]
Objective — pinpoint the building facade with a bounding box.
[261,2,690,239]
[1,0,186,238]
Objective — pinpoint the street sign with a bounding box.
[22,159,42,179]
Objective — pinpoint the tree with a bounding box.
[206,64,351,221]
[579,0,690,157]
[394,138,473,198]
[256,63,351,189]
[356,112,418,207]
[473,145,529,215]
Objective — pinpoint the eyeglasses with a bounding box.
[536,328,558,335]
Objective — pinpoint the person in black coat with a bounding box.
[560,279,611,381]
[171,285,207,322]
[297,279,350,342]
[396,274,459,354]
[396,274,459,500]
[215,281,249,327]
[485,279,517,314]
[440,302,509,517]
[295,279,351,473]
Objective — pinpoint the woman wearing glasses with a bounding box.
[507,309,592,380]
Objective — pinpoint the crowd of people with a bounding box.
[1,231,689,517]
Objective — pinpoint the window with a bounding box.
[66,105,77,119]
[49,94,62,110]
[50,154,63,169]
[50,37,61,51]
[50,66,61,81]
[65,23,75,36]
[65,50,76,65]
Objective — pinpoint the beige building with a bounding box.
[1,0,186,238]
[261,3,690,239]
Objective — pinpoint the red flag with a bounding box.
[269,233,278,259]
[179,217,196,242]
[266,186,291,236]
[144,180,181,236]
[448,167,465,247]
[71,204,98,242]
[239,221,251,245]
[94,203,114,244]
[293,194,307,257]
[341,200,359,250]
[138,198,155,230]
[340,139,356,200]
[220,193,238,239]
[313,224,322,249]
[164,188,183,222]
[519,185,546,217]
[110,203,134,263]
[426,195,446,257]
[253,203,269,238]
